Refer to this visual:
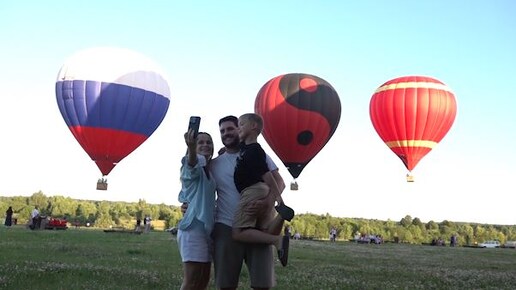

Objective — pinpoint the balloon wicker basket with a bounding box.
[406,175,414,183]
[97,181,108,190]
[290,181,298,191]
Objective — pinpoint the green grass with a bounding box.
[1,226,515,289]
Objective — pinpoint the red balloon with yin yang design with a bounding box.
[255,73,341,179]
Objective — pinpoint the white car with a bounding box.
[503,241,516,248]
[478,240,500,248]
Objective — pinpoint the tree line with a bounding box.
[1,191,515,245]
[289,213,516,246]
[0,191,183,230]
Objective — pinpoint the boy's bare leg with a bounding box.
[266,215,285,236]
[232,228,281,248]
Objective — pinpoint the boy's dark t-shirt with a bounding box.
[234,142,269,193]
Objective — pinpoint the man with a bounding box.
[211,115,288,290]
[144,215,151,233]
[31,205,40,230]
[183,115,287,290]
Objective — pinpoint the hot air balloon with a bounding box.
[255,73,341,190]
[55,47,171,190]
[369,76,457,182]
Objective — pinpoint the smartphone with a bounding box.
[188,116,201,138]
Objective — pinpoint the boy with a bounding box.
[232,113,294,266]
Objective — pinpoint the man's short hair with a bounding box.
[219,115,238,127]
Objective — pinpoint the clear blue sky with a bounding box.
[1,1,515,225]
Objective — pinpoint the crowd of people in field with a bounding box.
[3,205,71,230]
[2,205,44,229]
[134,215,152,233]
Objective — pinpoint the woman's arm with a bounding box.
[185,129,198,167]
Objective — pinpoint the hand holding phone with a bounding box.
[188,116,201,138]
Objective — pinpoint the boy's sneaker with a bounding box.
[275,202,295,222]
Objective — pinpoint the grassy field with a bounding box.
[1,226,515,289]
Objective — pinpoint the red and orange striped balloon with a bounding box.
[369,76,457,173]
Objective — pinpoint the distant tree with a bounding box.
[0,201,6,218]
[165,208,183,229]
[403,230,414,243]
[29,191,48,213]
[400,215,413,228]
[290,219,306,237]
[95,213,113,228]
[384,229,396,242]
[137,199,148,213]
[383,220,398,240]
[474,225,486,243]
[412,217,423,228]
[407,225,424,244]
[110,202,128,217]
[158,203,174,220]
[95,201,113,228]
[339,223,354,240]
[358,223,373,236]
[396,227,407,242]
[425,220,439,231]
[314,220,327,238]
[497,232,505,244]
[48,196,76,217]
[504,226,516,241]
[484,225,500,241]
[440,220,455,228]
[148,205,160,221]
[368,221,386,237]
[304,223,316,237]
[8,196,29,214]
[454,224,471,245]
[76,202,97,221]
[96,201,110,214]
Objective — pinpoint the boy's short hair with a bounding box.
[240,113,263,133]
[219,115,238,127]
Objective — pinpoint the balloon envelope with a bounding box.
[255,73,341,178]
[369,76,457,172]
[55,47,171,175]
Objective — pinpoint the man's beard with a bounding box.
[223,135,239,149]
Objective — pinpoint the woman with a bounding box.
[177,130,216,290]
[4,206,13,227]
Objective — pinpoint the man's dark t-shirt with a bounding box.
[234,142,269,193]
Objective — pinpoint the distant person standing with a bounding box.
[330,227,337,242]
[284,225,292,238]
[450,234,458,247]
[4,206,13,227]
[144,215,151,233]
[30,206,40,230]
[135,218,142,232]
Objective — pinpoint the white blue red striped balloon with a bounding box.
[55,47,171,176]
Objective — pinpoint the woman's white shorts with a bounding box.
[177,227,212,263]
